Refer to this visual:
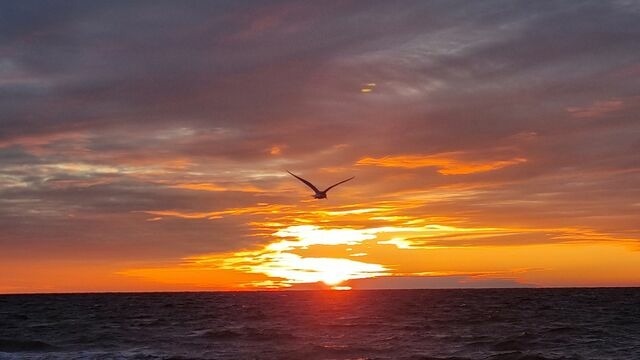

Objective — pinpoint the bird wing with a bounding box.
[287,171,321,193]
[323,176,355,193]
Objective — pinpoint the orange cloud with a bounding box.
[0,131,87,149]
[361,83,376,93]
[269,146,282,155]
[170,182,264,193]
[122,224,392,289]
[356,153,527,174]
[143,203,292,220]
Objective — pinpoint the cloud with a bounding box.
[169,182,265,193]
[357,153,527,174]
[567,99,625,118]
[144,203,294,220]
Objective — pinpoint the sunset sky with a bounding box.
[1,1,639,293]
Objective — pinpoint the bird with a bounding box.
[287,170,354,199]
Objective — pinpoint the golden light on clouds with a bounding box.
[221,224,389,288]
[356,153,527,174]
[146,223,393,289]
[361,83,376,93]
[271,225,377,249]
[170,182,264,193]
[228,252,387,288]
[143,203,292,220]
[119,196,640,290]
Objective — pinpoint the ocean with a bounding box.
[0,288,638,360]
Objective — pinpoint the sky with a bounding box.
[1,1,639,293]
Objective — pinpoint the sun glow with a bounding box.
[249,254,387,287]
[218,225,389,288]
[122,202,640,291]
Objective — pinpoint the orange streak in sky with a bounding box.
[356,153,526,174]
[170,182,264,193]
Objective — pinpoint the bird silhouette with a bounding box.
[287,170,354,199]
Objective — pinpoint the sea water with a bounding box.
[1,288,639,359]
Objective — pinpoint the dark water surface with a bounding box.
[1,288,639,359]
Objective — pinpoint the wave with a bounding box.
[542,326,580,335]
[198,327,297,342]
[200,329,243,340]
[405,353,583,360]
[485,351,583,360]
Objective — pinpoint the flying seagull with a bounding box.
[287,170,354,199]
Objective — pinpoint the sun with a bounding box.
[321,274,353,290]
[319,271,349,287]
[303,257,378,289]
[242,253,386,288]
[218,225,388,289]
